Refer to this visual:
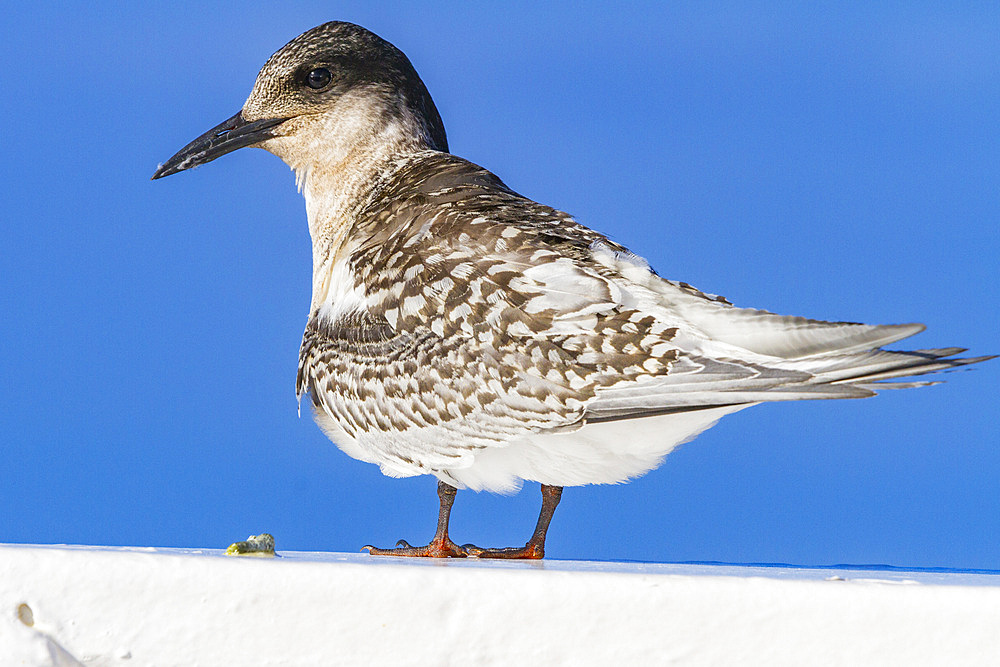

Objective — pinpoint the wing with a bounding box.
[296,307,592,476]
[300,152,990,479]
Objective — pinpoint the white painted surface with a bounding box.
[1,544,999,666]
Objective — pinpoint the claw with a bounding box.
[363,538,469,558]
[465,543,545,560]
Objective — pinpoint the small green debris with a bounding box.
[226,533,276,557]
[17,603,34,627]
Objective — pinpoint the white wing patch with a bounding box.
[521,259,621,316]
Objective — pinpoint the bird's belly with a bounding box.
[312,399,751,493]
[311,407,382,466]
[309,401,509,479]
[442,404,753,492]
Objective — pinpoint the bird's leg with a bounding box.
[466,485,563,560]
[362,480,468,557]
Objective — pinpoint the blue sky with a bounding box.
[2,2,998,568]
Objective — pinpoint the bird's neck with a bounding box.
[269,93,438,306]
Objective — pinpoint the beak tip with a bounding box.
[150,111,286,183]
[151,161,184,181]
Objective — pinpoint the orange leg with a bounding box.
[465,485,563,560]
[363,481,468,558]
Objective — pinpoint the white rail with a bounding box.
[2,545,999,666]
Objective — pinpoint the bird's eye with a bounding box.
[306,67,332,90]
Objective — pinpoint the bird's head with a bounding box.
[152,22,448,181]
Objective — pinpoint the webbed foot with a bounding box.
[464,543,545,559]
[362,537,468,558]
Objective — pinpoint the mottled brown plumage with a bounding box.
[295,151,685,479]
[153,21,992,558]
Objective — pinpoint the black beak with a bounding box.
[152,111,288,180]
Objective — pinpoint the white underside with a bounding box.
[440,404,753,492]
[314,403,752,493]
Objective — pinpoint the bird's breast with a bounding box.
[312,251,369,328]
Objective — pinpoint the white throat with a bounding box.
[258,89,432,313]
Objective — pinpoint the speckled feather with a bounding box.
[292,148,981,489]
[158,22,990,494]
[296,152,684,477]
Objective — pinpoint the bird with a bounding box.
[153,21,991,559]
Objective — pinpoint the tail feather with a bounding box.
[649,281,927,358]
[835,353,996,385]
[793,347,971,384]
[855,380,941,390]
[584,312,992,423]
